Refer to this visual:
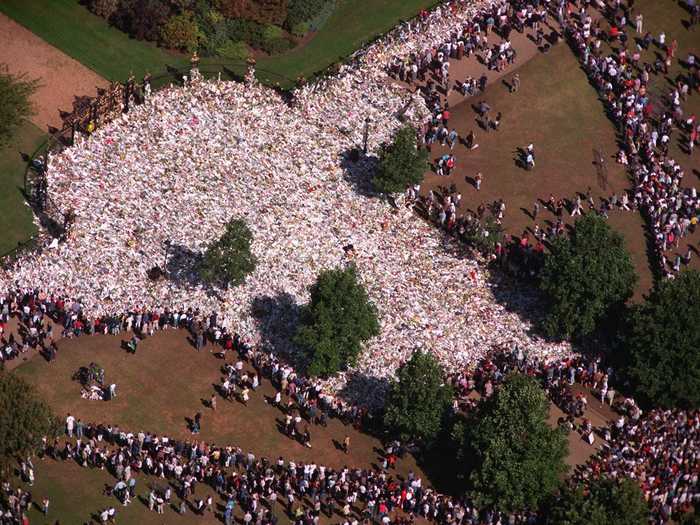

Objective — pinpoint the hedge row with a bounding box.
[85,0,336,58]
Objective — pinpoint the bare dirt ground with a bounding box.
[0,13,108,131]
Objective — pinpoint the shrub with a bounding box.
[286,0,326,28]
[112,0,173,42]
[225,18,266,49]
[306,0,335,31]
[454,374,569,512]
[294,264,380,377]
[88,0,119,19]
[383,350,454,447]
[460,215,504,255]
[548,478,649,525]
[217,0,288,25]
[623,269,700,409]
[539,213,636,341]
[160,11,200,52]
[199,218,257,288]
[374,125,428,195]
[0,64,39,150]
[290,21,310,37]
[262,23,284,40]
[261,36,292,54]
[0,374,59,474]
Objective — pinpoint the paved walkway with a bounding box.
[0,13,108,131]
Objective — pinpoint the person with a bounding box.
[210,393,217,411]
[343,435,350,454]
[303,426,312,448]
[65,413,75,438]
[511,73,520,92]
[475,172,483,191]
[41,497,49,515]
[192,412,201,434]
[635,13,643,34]
[127,335,139,354]
[492,112,501,131]
[465,130,478,150]
[525,143,535,170]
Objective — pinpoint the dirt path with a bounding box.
[0,13,109,131]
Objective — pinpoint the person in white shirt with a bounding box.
[66,413,75,438]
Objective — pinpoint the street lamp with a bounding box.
[362,117,371,153]
[163,240,171,277]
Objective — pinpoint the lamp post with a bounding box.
[163,240,171,277]
[362,116,371,154]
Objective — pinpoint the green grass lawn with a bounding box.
[0,0,436,86]
[0,121,44,255]
[257,0,438,84]
[422,42,655,298]
[0,0,186,82]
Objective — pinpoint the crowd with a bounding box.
[575,407,700,522]
[1,0,699,523]
[565,0,700,278]
[0,0,572,405]
[3,340,696,524]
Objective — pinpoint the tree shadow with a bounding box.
[164,243,202,289]
[250,292,304,369]
[339,148,380,198]
[336,372,390,413]
[162,243,223,301]
[484,265,551,341]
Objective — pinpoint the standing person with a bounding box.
[41,497,49,515]
[447,128,458,150]
[571,195,583,216]
[343,435,350,455]
[475,172,483,191]
[210,393,217,411]
[65,413,75,438]
[533,201,540,219]
[511,73,520,92]
[635,13,643,34]
[493,112,502,131]
[192,412,202,434]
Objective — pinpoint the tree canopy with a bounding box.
[455,373,569,512]
[199,218,257,288]
[383,350,454,447]
[0,64,39,150]
[0,374,58,473]
[373,125,428,195]
[294,264,380,377]
[624,269,700,409]
[547,478,648,525]
[539,213,636,340]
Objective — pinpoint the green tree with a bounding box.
[539,213,636,340]
[383,350,454,447]
[199,218,257,287]
[0,65,39,150]
[160,11,200,52]
[548,478,648,525]
[295,264,379,377]
[455,374,568,512]
[0,374,58,474]
[624,270,700,409]
[373,125,428,195]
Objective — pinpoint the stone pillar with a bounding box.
[190,51,202,82]
[245,57,257,86]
